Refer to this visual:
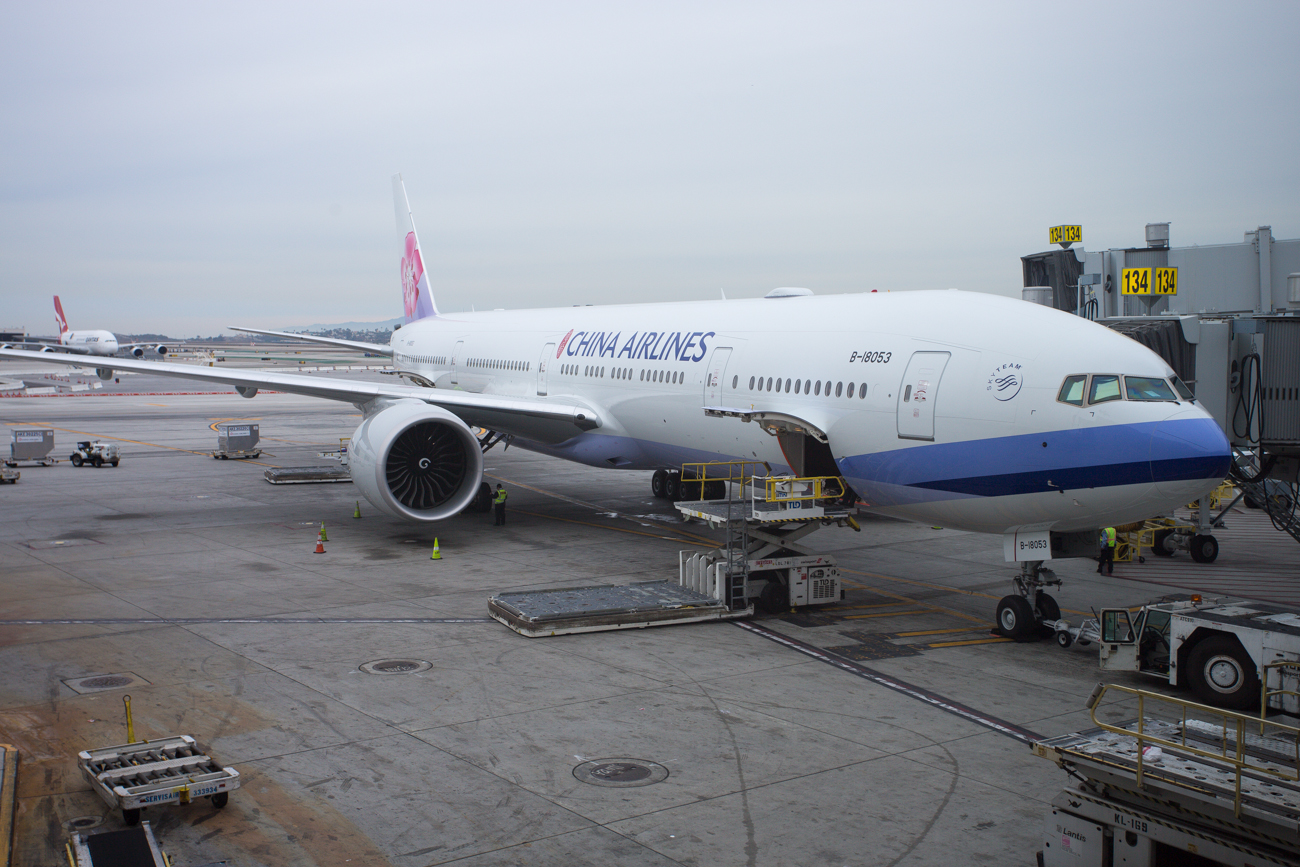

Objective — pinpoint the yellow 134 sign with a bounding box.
[1122,267,1178,295]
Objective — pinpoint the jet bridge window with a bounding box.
[1124,376,1177,402]
[1057,375,1086,406]
[1088,375,1122,405]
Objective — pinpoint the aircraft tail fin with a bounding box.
[392,174,437,322]
[53,296,69,335]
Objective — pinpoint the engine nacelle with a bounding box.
[349,400,484,522]
[132,345,168,358]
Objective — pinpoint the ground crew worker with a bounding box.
[1098,526,1116,575]
[493,483,508,526]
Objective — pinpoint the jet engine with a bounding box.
[132,345,168,358]
[349,400,484,522]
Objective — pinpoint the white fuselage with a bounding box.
[386,290,1231,535]
[59,330,119,356]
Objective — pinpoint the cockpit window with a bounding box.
[1124,376,1177,401]
[1170,375,1194,401]
[1057,375,1086,406]
[1088,375,1122,404]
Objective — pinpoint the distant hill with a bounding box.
[289,317,402,332]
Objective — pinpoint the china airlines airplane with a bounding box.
[0,176,1231,629]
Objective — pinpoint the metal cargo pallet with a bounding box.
[79,735,239,825]
[263,465,351,484]
[488,581,746,638]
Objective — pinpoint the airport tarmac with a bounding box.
[2,372,1298,866]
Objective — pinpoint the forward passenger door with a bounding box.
[537,343,555,396]
[896,351,950,440]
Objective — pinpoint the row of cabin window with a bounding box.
[407,355,447,366]
[561,364,684,385]
[746,375,867,399]
[469,358,529,372]
[1057,373,1191,407]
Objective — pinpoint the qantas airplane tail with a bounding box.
[393,174,438,323]
[53,296,69,335]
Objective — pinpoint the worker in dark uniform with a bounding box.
[1098,526,1116,575]
[493,484,508,526]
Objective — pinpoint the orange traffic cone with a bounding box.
[314,540,326,554]
[430,538,442,560]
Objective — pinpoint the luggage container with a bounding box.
[6,428,54,466]
[213,423,261,459]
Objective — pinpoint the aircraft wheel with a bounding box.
[71,455,83,467]
[651,470,669,499]
[211,791,229,808]
[1189,534,1219,563]
[1056,631,1074,649]
[666,473,681,501]
[1152,529,1175,556]
[996,595,1036,639]
[1034,591,1060,623]
[1187,635,1259,710]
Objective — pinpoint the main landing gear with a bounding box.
[651,470,726,501]
[996,560,1061,640]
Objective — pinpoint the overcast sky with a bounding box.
[2,2,1297,337]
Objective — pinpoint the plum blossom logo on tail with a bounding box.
[986,363,1024,401]
[400,233,433,320]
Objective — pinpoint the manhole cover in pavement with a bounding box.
[359,659,432,675]
[65,816,103,831]
[63,672,149,694]
[573,758,669,788]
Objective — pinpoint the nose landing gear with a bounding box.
[995,560,1061,639]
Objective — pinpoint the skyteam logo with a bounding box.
[986,363,1024,401]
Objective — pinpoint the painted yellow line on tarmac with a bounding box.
[895,627,986,637]
[841,566,1088,618]
[842,610,932,619]
[927,637,1012,648]
[28,423,280,467]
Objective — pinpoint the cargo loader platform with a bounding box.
[263,466,351,484]
[488,581,744,638]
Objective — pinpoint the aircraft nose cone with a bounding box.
[1150,409,1231,501]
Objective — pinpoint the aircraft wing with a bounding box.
[0,348,597,442]
[226,326,393,356]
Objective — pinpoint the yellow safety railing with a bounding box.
[680,460,771,484]
[1262,661,1300,725]
[1082,683,1300,818]
[1188,479,1236,511]
[760,475,846,503]
[1114,517,1194,563]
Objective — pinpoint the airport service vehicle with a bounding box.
[6,428,55,466]
[69,441,120,468]
[0,177,1231,617]
[1051,596,1300,712]
[79,734,239,826]
[1034,685,1300,867]
[1,466,17,484]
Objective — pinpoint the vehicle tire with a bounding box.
[92,456,102,467]
[1189,534,1219,564]
[666,473,681,501]
[1138,556,1145,564]
[1186,635,1260,710]
[220,454,228,460]
[211,791,229,808]
[71,455,83,467]
[1056,631,1074,649]
[1035,591,1061,623]
[110,459,119,467]
[651,470,669,499]
[1152,529,1175,557]
[758,577,786,614]
[996,595,1036,639]
[122,808,141,826]
[477,481,493,512]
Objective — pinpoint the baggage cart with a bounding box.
[6,428,54,467]
[78,734,240,826]
[213,422,261,459]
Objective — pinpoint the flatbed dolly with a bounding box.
[78,734,240,826]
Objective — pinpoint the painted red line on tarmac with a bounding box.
[1,391,284,398]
